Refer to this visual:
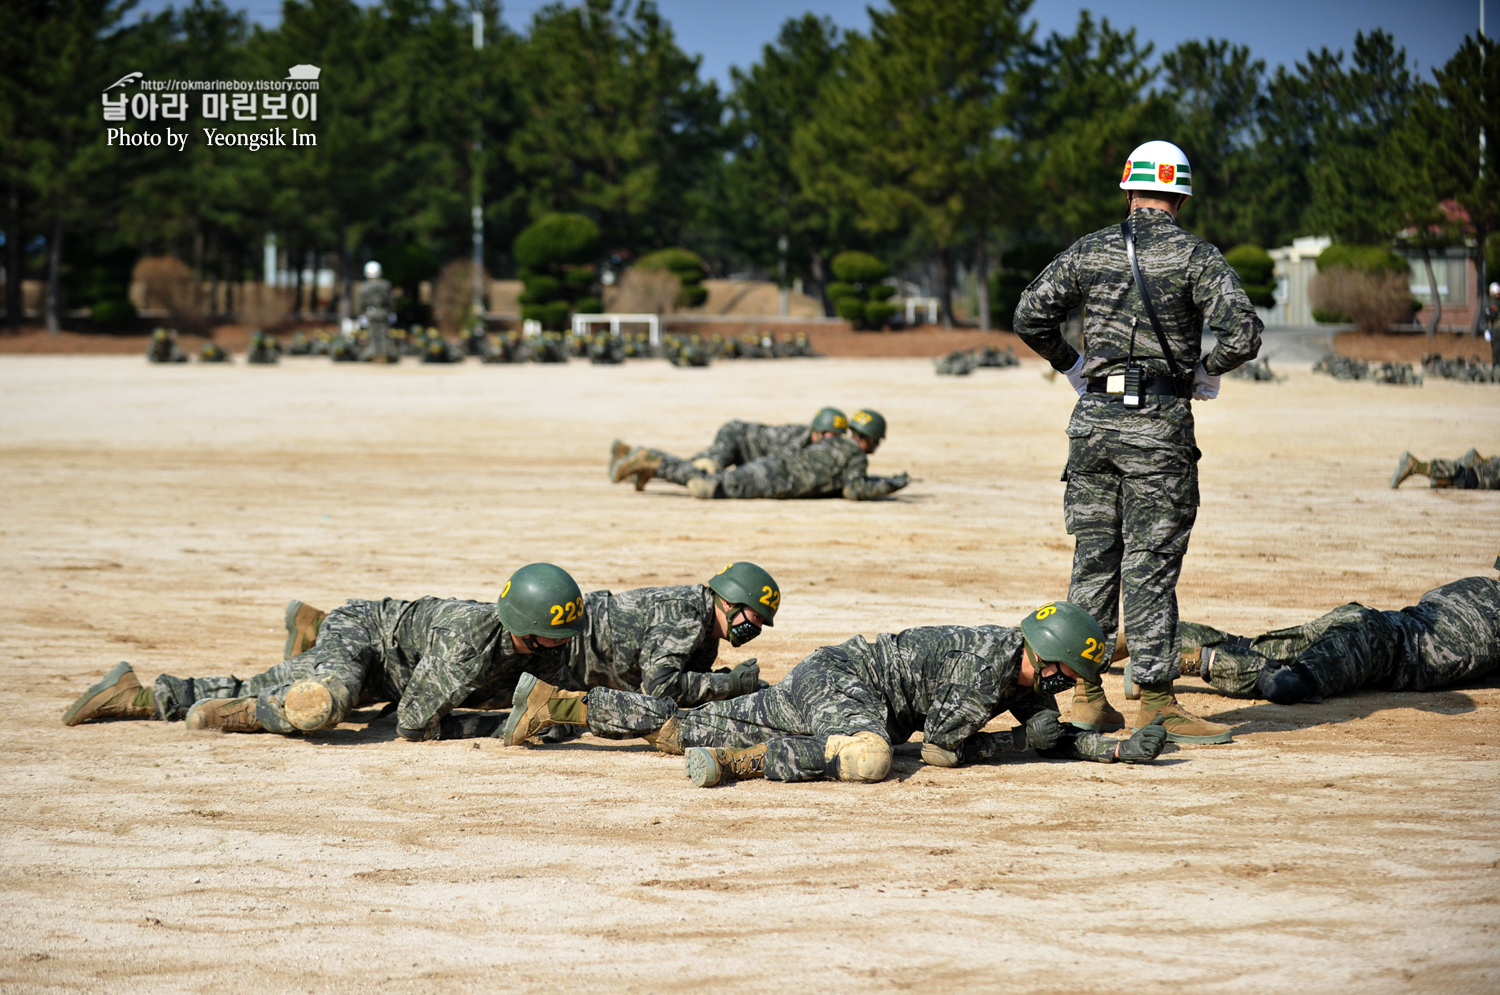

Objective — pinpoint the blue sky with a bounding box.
[134,0,1485,91]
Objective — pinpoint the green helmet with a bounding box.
[1019,601,1108,683]
[496,562,586,638]
[707,561,780,627]
[810,407,849,434]
[849,409,887,441]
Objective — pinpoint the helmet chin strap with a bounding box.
[1025,644,1074,696]
[714,594,761,648]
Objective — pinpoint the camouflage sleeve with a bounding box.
[638,609,726,707]
[1192,244,1263,375]
[1037,724,1118,763]
[395,627,491,741]
[922,652,1002,753]
[1012,248,1084,372]
[838,450,897,501]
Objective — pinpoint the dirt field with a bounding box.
[1,354,1497,994]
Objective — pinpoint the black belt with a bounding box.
[1086,375,1188,398]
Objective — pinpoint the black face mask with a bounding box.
[726,607,761,648]
[1033,665,1074,697]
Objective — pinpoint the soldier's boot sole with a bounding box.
[185,697,263,733]
[607,440,632,480]
[283,680,336,731]
[502,673,560,746]
[1390,452,1419,488]
[684,747,726,787]
[62,661,144,726]
[283,600,327,660]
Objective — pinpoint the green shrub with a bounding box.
[831,251,889,284]
[574,296,603,314]
[1312,306,1351,324]
[1316,244,1408,275]
[863,301,897,327]
[867,284,897,302]
[825,282,858,302]
[518,274,562,304]
[836,297,866,322]
[1225,244,1277,309]
[678,284,708,308]
[563,266,596,289]
[90,299,137,327]
[513,213,601,269]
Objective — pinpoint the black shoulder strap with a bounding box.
[1121,219,1181,378]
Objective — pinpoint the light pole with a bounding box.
[471,9,485,318]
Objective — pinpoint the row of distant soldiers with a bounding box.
[933,344,1021,375]
[146,325,817,367]
[1312,352,1500,386]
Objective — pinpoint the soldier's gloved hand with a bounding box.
[727,659,761,696]
[1115,715,1168,762]
[920,742,960,767]
[1019,710,1064,751]
[1063,354,1087,396]
[886,472,911,491]
[1192,359,1221,400]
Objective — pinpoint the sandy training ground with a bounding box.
[1,354,1497,993]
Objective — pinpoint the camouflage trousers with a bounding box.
[1429,455,1499,489]
[652,450,800,499]
[153,601,391,733]
[1191,600,1497,700]
[692,422,752,471]
[652,452,703,486]
[584,647,890,781]
[1064,417,1198,684]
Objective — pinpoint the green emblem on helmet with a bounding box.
[1019,601,1108,683]
[496,562,585,638]
[708,561,780,626]
[849,408,887,441]
[810,407,848,434]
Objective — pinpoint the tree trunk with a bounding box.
[1421,245,1442,336]
[809,248,829,316]
[306,249,318,314]
[45,214,62,333]
[938,247,955,329]
[293,243,305,316]
[5,181,22,330]
[1471,236,1487,337]
[339,236,352,319]
[976,226,991,331]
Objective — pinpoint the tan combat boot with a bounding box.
[501,673,589,745]
[62,662,155,725]
[283,600,327,659]
[185,697,263,733]
[1068,678,1125,732]
[1390,452,1428,488]
[684,743,767,787]
[607,439,631,480]
[1134,682,1232,744]
[643,715,683,755]
[611,447,662,491]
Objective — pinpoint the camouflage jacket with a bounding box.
[710,420,815,465]
[764,434,897,500]
[1386,576,1500,686]
[356,278,393,314]
[568,584,731,706]
[356,597,571,741]
[816,625,1115,762]
[1013,209,1262,380]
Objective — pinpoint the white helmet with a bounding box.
[1489,281,1499,296]
[1120,140,1192,197]
[364,261,382,279]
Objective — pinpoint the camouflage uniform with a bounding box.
[153,598,570,740]
[1427,454,1500,490]
[1189,577,1500,700]
[1014,208,1262,683]
[568,584,739,706]
[146,332,188,363]
[693,420,816,470]
[357,277,396,361]
[583,625,1126,781]
[676,435,903,500]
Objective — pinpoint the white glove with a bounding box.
[1063,354,1087,396]
[1191,359,1220,400]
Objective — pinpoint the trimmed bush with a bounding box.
[1316,244,1409,275]
[867,284,897,302]
[90,299,137,327]
[863,301,897,327]
[574,296,603,314]
[513,213,601,329]
[1312,306,1351,324]
[836,297,866,322]
[831,251,889,284]
[1225,244,1277,309]
[1309,268,1413,333]
[825,282,858,303]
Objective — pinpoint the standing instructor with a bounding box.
[1013,141,1262,744]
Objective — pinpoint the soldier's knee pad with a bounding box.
[283,675,352,730]
[690,457,721,474]
[824,731,892,782]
